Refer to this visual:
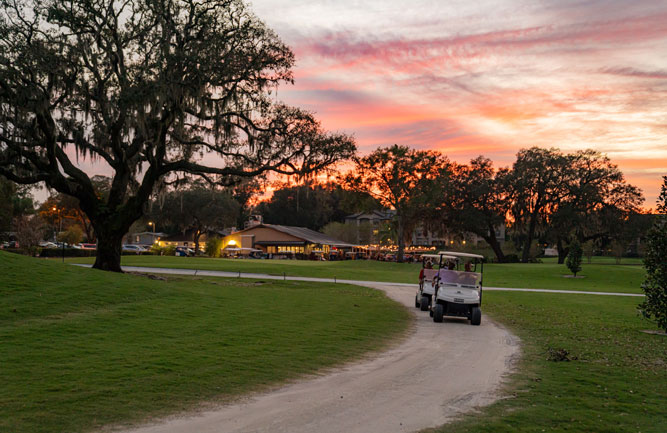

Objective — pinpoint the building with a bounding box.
[127,231,167,246]
[159,230,213,250]
[222,224,354,258]
[344,210,394,244]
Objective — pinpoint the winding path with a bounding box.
[116,280,520,433]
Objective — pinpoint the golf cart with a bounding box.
[430,251,485,325]
[415,253,456,312]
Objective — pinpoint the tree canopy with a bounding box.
[0,0,355,270]
[343,145,450,262]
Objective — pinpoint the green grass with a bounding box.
[0,251,410,433]
[427,291,667,433]
[68,255,645,293]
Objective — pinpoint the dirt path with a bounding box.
[118,282,519,433]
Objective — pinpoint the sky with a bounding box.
[249,0,667,207]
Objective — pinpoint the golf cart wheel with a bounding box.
[420,296,430,311]
[471,307,482,326]
[433,303,444,323]
[415,295,420,308]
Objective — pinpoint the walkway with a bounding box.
[74,264,645,297]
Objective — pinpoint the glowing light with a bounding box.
[228,240,237,246]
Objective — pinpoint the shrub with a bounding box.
[163,244,176,256]
[58,225,84,246]
[639,176,667,332]
[566,239,583,277]
[205,236,222,257]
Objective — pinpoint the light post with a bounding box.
[53,206,64,262]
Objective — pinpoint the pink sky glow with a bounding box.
[249,0,667,207]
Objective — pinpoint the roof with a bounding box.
[132,232,167,237]
[234,224,355,248]
[437,251,485,259]
[345,210,394,220]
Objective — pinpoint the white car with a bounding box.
[430,251,485,326]
[122,244,146,254]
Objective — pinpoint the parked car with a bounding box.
[122,244,146,254]
[39,241,59,249]
[79,243,97,250]
[175,246,195,257]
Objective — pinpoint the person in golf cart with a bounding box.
[419,259,433,281]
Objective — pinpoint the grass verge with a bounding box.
[0,251,410,433]
[68,255,645,293]
[427,291,667,433]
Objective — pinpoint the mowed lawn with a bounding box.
[69,255,646,293]
[430,291,667,433]
[0,252,410,433]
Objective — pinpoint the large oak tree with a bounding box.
[0,0,355,271]
[343,145,451,262]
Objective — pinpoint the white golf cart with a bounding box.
[430,251,485,325]
[415,253,456,312]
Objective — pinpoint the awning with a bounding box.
[254,241,307,246]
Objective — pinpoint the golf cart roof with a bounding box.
[422,253,457,260]
[437,251,484,259]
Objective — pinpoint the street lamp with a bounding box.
[53,206,64,262]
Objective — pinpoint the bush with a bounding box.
[205,236,222,258]
[39,248,96,258]
[58,225,84,246]
[639,176,667,332]
[163,244,176,256]
[566,239,583,277]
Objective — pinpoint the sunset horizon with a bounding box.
[249,0,667,208]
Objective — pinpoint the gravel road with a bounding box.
[118,282,519,433]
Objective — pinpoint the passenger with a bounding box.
[464,261,472,272]
[447,260,455,270]
[419,260,433,281]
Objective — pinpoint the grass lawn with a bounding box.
[68,255,645,293]
[0,251,410,433]
[428,291,667,433]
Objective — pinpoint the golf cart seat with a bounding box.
[422,268,439,283]
[437,269,481,288]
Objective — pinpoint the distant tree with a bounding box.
[228,178,265,229]
[0,178,34,232]
[38,179,110,242]
[257,184,336,230]
[205,236,223,258]
[566,239,583,277]
[13,215,44,256]
[582,240,595,264]
[545,150,643,263]
[507,148,570,262]
[58,224,84,246]
[0,0,355,271]
[445,157,510,262]
[152,186,240,253]
[639,176,667,332]
[321,221,360,244]
[343,145,450,262]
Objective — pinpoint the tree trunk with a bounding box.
[521,211,539,263]
[557,238,568,264]
[92,229,124,272]
[396,216,405,263]
[193,229,202,256]
[484,233,505,263]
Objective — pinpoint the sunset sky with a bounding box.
[250,0,667,207]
